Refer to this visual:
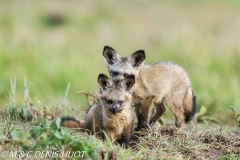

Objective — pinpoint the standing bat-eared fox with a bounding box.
[61,74,135,147]
[102,46,197,130]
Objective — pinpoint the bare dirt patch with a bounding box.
[130,124,240,159]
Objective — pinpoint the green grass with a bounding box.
[0,1,240,159]
[0,114,239,159]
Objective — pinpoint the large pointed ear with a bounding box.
[128,50,145,68]
[120,75,135,91]
[102,46,121,67]
[98,74,113,92]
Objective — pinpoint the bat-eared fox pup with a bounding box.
[61,74,135,147]
[102,46,197,130]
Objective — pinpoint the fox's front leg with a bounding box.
[135,102,145,130]
[118,128,131,148]
[135,96,154,130]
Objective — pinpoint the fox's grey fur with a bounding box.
[103,46,197,130]
[84,74,135,147]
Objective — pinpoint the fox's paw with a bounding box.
[135,124,150,131]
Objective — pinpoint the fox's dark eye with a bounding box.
[118,100,124,105]
[113,71,118,76]
[106,99,113,104]
[123,73,129,77]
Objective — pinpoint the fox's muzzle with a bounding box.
[109,107,122,114]
[112,75,124,84]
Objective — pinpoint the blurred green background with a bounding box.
[0,0,239,124]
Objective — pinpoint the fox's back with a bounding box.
[135,62,191,102]
[83,103,103,132]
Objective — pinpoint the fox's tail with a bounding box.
[183,87,197,123]
[61,117,84,128]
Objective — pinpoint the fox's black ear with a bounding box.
[121,75,135,91]
[128,50,145,68]
[102,46,121,67]
[98,74,113,92]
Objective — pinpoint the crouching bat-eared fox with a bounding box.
[61,74,135,147]
[102,46,197,130]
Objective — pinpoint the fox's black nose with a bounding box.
[110,108,117,113]
[116,79,121,84]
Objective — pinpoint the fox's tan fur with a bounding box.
[103,46,197,130]
[61,74,135,147]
